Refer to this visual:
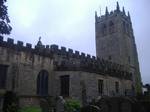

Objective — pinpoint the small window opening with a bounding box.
[108,56,112,60]
[115,81,119,93]
[98,79,104,95]
[60,75,70,97]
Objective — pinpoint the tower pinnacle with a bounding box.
[128,11,131,20]
[116,2,120,11]
[95,11,97,22]
[95,11,97,17]
[122,7,125,15]
[105,7,109,16]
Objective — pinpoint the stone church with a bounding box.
[0,2,142,109]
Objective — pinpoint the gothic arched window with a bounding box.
[37,70,48,96]
[126,23,130,34]
[109,21,114,33]
[123,21,126,33]
[101,24,107,36]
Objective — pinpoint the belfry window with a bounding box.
[123,21,126,33]
[109,21,114,33]
[60,75,70,97]
[126,23,130,34]
[37,70,48,96]
[101,24,107,36]
[0,65,8,89]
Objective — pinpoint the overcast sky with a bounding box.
[6,0,150,84]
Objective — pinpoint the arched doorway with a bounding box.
[37,70,48,96]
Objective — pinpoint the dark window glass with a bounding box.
[101,24,107,36]
[123,21,126,32]
[0,65,8,89]
[108,56,112,60]
[98,79,103,95]
[60,75,69,97]
[37,70,48,96]
[126,24,130,33]
[115,81,119,93]
[128,56,130,63]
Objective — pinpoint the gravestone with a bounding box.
[40,99,49,112]
[56,96,65,112]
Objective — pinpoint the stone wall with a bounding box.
[0,37,54,107]
[53,71,132,103]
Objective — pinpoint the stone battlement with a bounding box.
[0,36,95,59]
[53,56,132,80]
[0,36,132,80]
[96,10,130,23]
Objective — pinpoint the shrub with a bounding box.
[64,99,81,112]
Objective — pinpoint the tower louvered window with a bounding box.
[102,24,107,36]
[109,21,114,33]
[123,21,126,33]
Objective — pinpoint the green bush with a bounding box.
[19,106,42,112]
[64,99,81,112]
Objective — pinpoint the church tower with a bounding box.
[95,2,142,94]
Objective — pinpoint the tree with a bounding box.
[0,0,12,36]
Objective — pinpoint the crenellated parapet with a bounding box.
[0,36,132,80]
[0,36,53,58]
[50,44,132,80]
[50,44,95,59]
[0,36,33,51]
[53,55,132,80]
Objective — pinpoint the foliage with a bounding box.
[64,98,81,112]
[19,106,42,112]
[0,0,12,35]
[3,91,19,112]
